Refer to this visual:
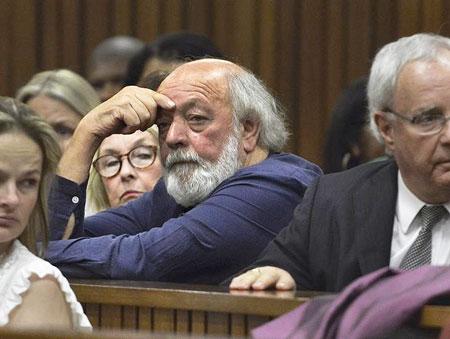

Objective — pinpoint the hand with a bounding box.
[80,86,175,140]
[229,266,296,291]
[56,86,175,185]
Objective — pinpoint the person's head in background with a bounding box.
[124,31,224,86]
[16,69,100,152]
[87,71,167,212]
[0,97,60,256]
[323,78,385,173]
[87,35,144,101]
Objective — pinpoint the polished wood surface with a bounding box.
[2,0,450,166]
[420,305,450,329]
[0,327,185,339]
[70,279,316,316]
[70,279,450,335]
[70,279,323,336]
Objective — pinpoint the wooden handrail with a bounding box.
[70,279,321,317]
[69,280,450,334]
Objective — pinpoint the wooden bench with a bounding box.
[70,279,322,337]
[0,327,154,339]
[70,279,450,337]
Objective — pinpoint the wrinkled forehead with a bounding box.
[159,68,229,102]
[158,59,242,98]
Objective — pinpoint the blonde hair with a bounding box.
[16,69,100,116]
[87,125,159,212]
[0,97,60,255]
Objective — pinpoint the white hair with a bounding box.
[228,71,289,152]
[164,125,241,207]
[368,33,450,141]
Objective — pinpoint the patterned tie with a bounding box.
[399,205,448,270]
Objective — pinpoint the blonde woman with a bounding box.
[16,69,100,152]
[0,97,91,329]
[87,126,162,212]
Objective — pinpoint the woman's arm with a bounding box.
[7,275,72,329]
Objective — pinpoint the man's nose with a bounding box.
[165,119,188,149]
[438,117,450,144]
[0,182,20,209]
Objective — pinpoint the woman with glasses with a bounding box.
[87,71,167,213]
[87,126,162,212]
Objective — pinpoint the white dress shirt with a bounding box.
[390,171,450,268]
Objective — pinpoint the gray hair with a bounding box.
[228,71,289,152]
[16,69,100,116]
[368,33,450,141]
[89,36,144,68]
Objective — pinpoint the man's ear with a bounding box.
[374,111,395,152]
[240,118,261,153]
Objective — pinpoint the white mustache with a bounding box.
[164,149,203,169]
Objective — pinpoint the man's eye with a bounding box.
[413,113,443,125]
[157,122,170,133]
[189,115,207,123]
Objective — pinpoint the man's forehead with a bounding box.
[158,68,231,102]
[159,59,240,89]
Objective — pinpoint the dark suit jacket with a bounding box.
[252,159,398,292]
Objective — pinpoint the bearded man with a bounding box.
[45,59,321,283]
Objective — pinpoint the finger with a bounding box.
[229,270,260,290]
[275,272,296,290]
[128,98,153,130]
[251,270,281,290]
[134,87,175,111]
[113,106,141,133]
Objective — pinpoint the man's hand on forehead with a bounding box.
[82,86,175,139]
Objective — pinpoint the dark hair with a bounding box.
[323,78,369,173]
[137,70,170,91]
[124,32,225,86]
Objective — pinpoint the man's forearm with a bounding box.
[57,126,101,184]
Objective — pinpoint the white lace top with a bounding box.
[0,240,91,329]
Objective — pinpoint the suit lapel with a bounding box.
[354,161,398,275]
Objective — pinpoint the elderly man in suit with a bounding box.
[231,33,450,292]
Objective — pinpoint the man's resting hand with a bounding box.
[229,266,296,290]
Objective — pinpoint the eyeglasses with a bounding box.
[93,145,158,178]
[386,109,450,135]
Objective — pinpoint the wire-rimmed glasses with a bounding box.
[386,109,450,135]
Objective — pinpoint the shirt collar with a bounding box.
[397,171,450,233]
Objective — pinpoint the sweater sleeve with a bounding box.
[46,163,315,284]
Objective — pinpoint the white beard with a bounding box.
[164,131,242,207]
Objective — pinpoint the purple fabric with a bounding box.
[253,266,450,339]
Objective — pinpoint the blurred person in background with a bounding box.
[87,35,144,101]
[16,69,100,153]
[323,78,385,173]
[124,31,224,86]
